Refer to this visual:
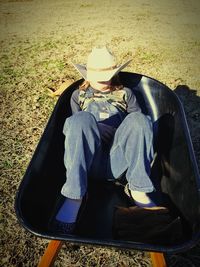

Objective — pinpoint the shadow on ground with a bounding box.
[175,85,200,163]
[166,85,200,266]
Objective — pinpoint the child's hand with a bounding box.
[98,123,116,144]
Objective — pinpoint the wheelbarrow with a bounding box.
[15,72,200,266]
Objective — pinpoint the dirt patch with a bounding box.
[0,0,200,266]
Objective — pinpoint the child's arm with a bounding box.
[70,90,81,114]
[124,87,141,114]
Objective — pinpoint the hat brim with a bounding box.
[72,59,132,82]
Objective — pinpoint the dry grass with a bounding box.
[0,0,200,266]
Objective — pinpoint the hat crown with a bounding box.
[87,47,117,70]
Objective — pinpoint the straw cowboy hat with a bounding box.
[72,46,132,82]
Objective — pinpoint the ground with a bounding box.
[0,0,200,266]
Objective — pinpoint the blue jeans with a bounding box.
[61,111,154,199]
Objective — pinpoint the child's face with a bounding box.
[89,80,111,91]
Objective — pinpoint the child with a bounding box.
[50,47,159,235]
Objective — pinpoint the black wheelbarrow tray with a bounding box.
[15,72,200,255]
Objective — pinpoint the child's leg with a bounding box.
[57,111,101,224]
[109,112,158,207]
[56,198,82,223]
[62,111,101,199]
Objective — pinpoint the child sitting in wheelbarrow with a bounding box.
[49,46,166,235]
